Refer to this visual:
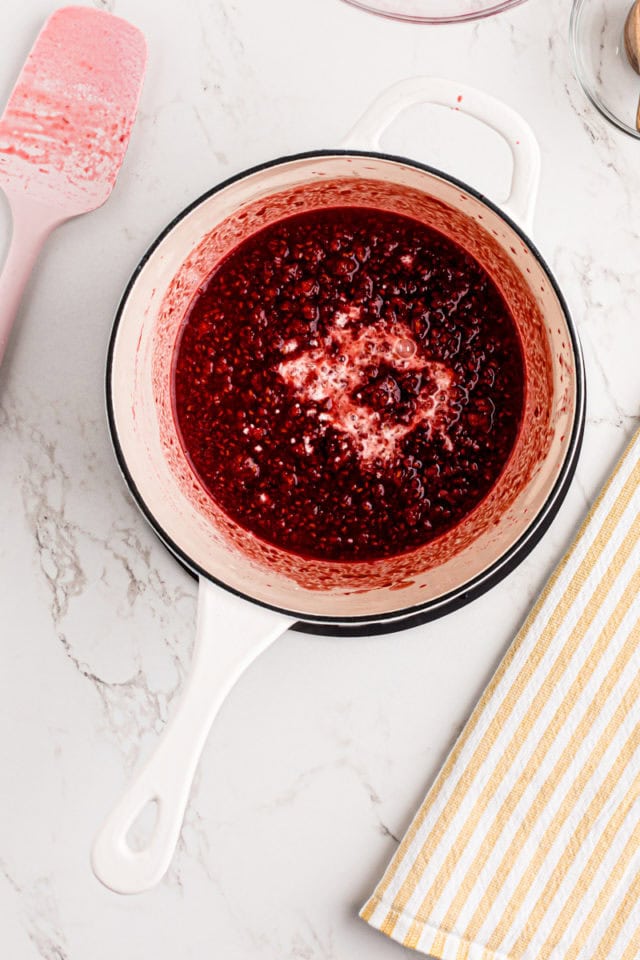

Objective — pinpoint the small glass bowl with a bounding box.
[340,0,528,25]
[570,0,640,139]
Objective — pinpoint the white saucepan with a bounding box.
[92,77,585,894]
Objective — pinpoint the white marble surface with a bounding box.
[1,0,639,955]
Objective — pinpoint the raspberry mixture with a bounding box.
[173,207,524,562]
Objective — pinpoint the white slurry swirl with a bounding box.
[277,312,457,462]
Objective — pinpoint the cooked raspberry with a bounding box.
[173,207,524,561]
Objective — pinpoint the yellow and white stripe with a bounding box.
[362,431,640,960]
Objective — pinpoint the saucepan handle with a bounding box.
[341,76,541,234]
[91,578,294,894]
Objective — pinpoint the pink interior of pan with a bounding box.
[110,154,577,622]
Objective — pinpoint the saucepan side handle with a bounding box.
[91,578,294,894]
[340,76,540,234]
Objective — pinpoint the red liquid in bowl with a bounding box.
[173,207,525,562]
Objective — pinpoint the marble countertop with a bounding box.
[2,0,639,956]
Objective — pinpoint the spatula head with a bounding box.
[0,6,146,214]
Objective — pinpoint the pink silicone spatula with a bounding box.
[0,6,146,367]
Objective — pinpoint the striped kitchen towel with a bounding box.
[361,429,640,960]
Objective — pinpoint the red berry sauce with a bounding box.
[173,207,524,562]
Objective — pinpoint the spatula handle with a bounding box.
[0,194,57,369]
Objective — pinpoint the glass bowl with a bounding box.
[570,0,640,139]
[340,0,528,24]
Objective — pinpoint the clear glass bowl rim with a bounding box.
[340,0,529,24]
[569,0,640,140]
